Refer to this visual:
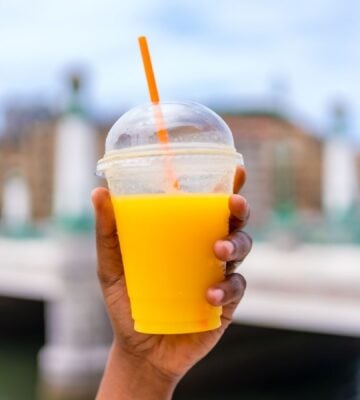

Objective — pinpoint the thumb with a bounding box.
[92,187,124,287]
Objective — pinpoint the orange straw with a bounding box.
[138,36,160,103]
[138,36,179,189]
[138,36,170,144]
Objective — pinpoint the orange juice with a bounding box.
[112,193,229,334]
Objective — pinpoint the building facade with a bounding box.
[0,110,325,231]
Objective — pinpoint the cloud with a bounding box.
[0,0,359,138]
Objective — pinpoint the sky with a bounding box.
[0,0,359,139]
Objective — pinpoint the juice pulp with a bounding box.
[112,193,230,334]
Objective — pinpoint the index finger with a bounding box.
[92,187,124,287]
[229,194,250,230]
[233,165,246,194]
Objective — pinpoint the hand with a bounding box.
[92,166,252,400]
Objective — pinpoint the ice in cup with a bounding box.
[96,101,243,334]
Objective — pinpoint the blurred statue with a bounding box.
[322,101,358,224]
[53,69,97,230]
[1,172,32,236]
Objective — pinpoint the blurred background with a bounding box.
[0,0,359,399]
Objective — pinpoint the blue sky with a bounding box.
[0,0,359,139]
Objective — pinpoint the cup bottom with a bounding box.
[134,317,222,334]
[131,299,222,334]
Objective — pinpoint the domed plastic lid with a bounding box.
[105,101,234,151]
[97,101,242,177]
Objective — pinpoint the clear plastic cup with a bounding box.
[96,101,243,334]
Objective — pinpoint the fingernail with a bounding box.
[223,241,235,257]
[245,201,250,218]
[209,288,225,305]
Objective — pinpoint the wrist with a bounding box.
[97,340,180,400]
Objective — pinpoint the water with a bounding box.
[0,298,358,400]
[0,297,44,400]
[1,333,358,400]
[0,338,41,400]
[175,325,360,400]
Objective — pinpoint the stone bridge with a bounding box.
[1,237,360,397]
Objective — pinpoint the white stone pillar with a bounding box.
[1,173,31,230]
[53,115,97,222]
[41,71,111,399]
[322,137,358,219]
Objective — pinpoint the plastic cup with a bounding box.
[96,101,243,334]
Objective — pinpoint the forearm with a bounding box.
[97,342,179,400]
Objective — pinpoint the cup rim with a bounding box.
[96,143,243,177]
